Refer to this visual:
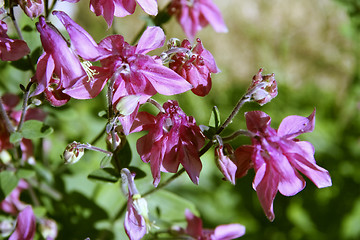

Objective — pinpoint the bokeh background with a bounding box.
[1,0,360,239]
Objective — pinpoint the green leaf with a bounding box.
[209,106,221,130]
[9,132,23,143]
[16,168,36,179]
[20,120,53,139]
[10,58,32,71]
[112,141,132,170]
[200,125,217,140]
[147,190,199,223]
[88,168,120,183]
[0,171,19,201]
[128,167,147,179]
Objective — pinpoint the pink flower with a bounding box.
[0,94,46,161]
[169,38,219,96]
[183,209,245,240]
[0,179,29,215]
[89,0,158,27]
[9,206,36,240]
[215,144,237,185]
[32,13,107,106]
[133,100,205,186]
[235,110,332,221]
[0,20,30,61]
[246,68,277,106]
[168,0,228,40]
[18,0,44,18]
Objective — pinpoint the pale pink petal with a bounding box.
[9,206,36,240]
[136,0,158,16]
[113,0,136,17]
[141,63,192,95]
[199,0,228,33]
[135,26,165,55]
[277,109,316,139]
[213,224,246,240]
[215,145,237,184]
[124,199,146,240]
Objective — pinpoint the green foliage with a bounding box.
[0,171,19,201]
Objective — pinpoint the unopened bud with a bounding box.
[39,218,58,240]
[63,142,84,164]
[247,68,277,106]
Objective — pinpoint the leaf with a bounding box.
[0,171,19,201]
[10,58,32,71]
[128,167,147,179]
[9,132,22,143]
[200,125,216,140]
[88,168,120,183]
[20,120,53,139]
[16,168,36,179]
[209,106,221,130]
[112,141,132,170]
[147,190,199,223]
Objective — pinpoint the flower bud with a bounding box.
[39,218,58,240]
[215,144,237,184]
[63,142,84,164]
[247,68,277,106]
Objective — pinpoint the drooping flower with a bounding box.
[18,0,44,18]
[89,0,158,27]
[0,20,30,61]
[181,209,245,240]
[168,0,228,40]
[246,68,277,106]
[32,13,107,106]
[235,110,332,221]
[9,206,36,240]
[214,143,237,185]
[168,38,219,96]
[133,100,205,186]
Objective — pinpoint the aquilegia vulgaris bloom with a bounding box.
[132,100,205,186]
[235,110,332,221]
[168,0,228,40]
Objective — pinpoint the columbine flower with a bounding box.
[9,206,36,240]
[235,110,332,221]
[168,38,219,96]
[18,0,44,18]
[132,100,205,186]
[215,143,237,185]
[246,68,277,106]
[168,0,228,40]
[89,0,158,27]
[0,20,30,61]
[32,13,108,106]
[181,209,245,240]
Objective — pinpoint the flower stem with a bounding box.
[17,82,33,131]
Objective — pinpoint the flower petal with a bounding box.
[136,0,158,16]
[245,111,272,134]
[136,26,165,55]
[213,223,246,240]
[198,0,228,33]
[9,206,36,240]
[277,109,316,139]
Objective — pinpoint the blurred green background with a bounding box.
[1,0,360,239]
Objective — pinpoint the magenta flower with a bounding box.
[215,144,237,185]
[235,110,332,221]
[32,14,107,106]
[133,100,205,186]
[168,0,228,40]
[0,20,30,61]
[183,209,245,240]
[89,0,158,27]
[18,0,44,18]
[9,206,36,240]
[169,38,219,96]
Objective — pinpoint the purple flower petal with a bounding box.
[277,109,316,139]
[124,199,146,240]
[213,224,246,240]
[136,0,158,16]
[198,0,228,33]
[9,206,36,240]
[245,111,271,134]
[136,27,165,55]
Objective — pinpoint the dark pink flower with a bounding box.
[88,0,158,27]
[235,110,332,221]
[9,206,36,240]
[169,38,219,96]
[32,13,107,106]
[184,209,245,240]
[133,100,205,186]
[168,0,228,40]
[0,20,30,61]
